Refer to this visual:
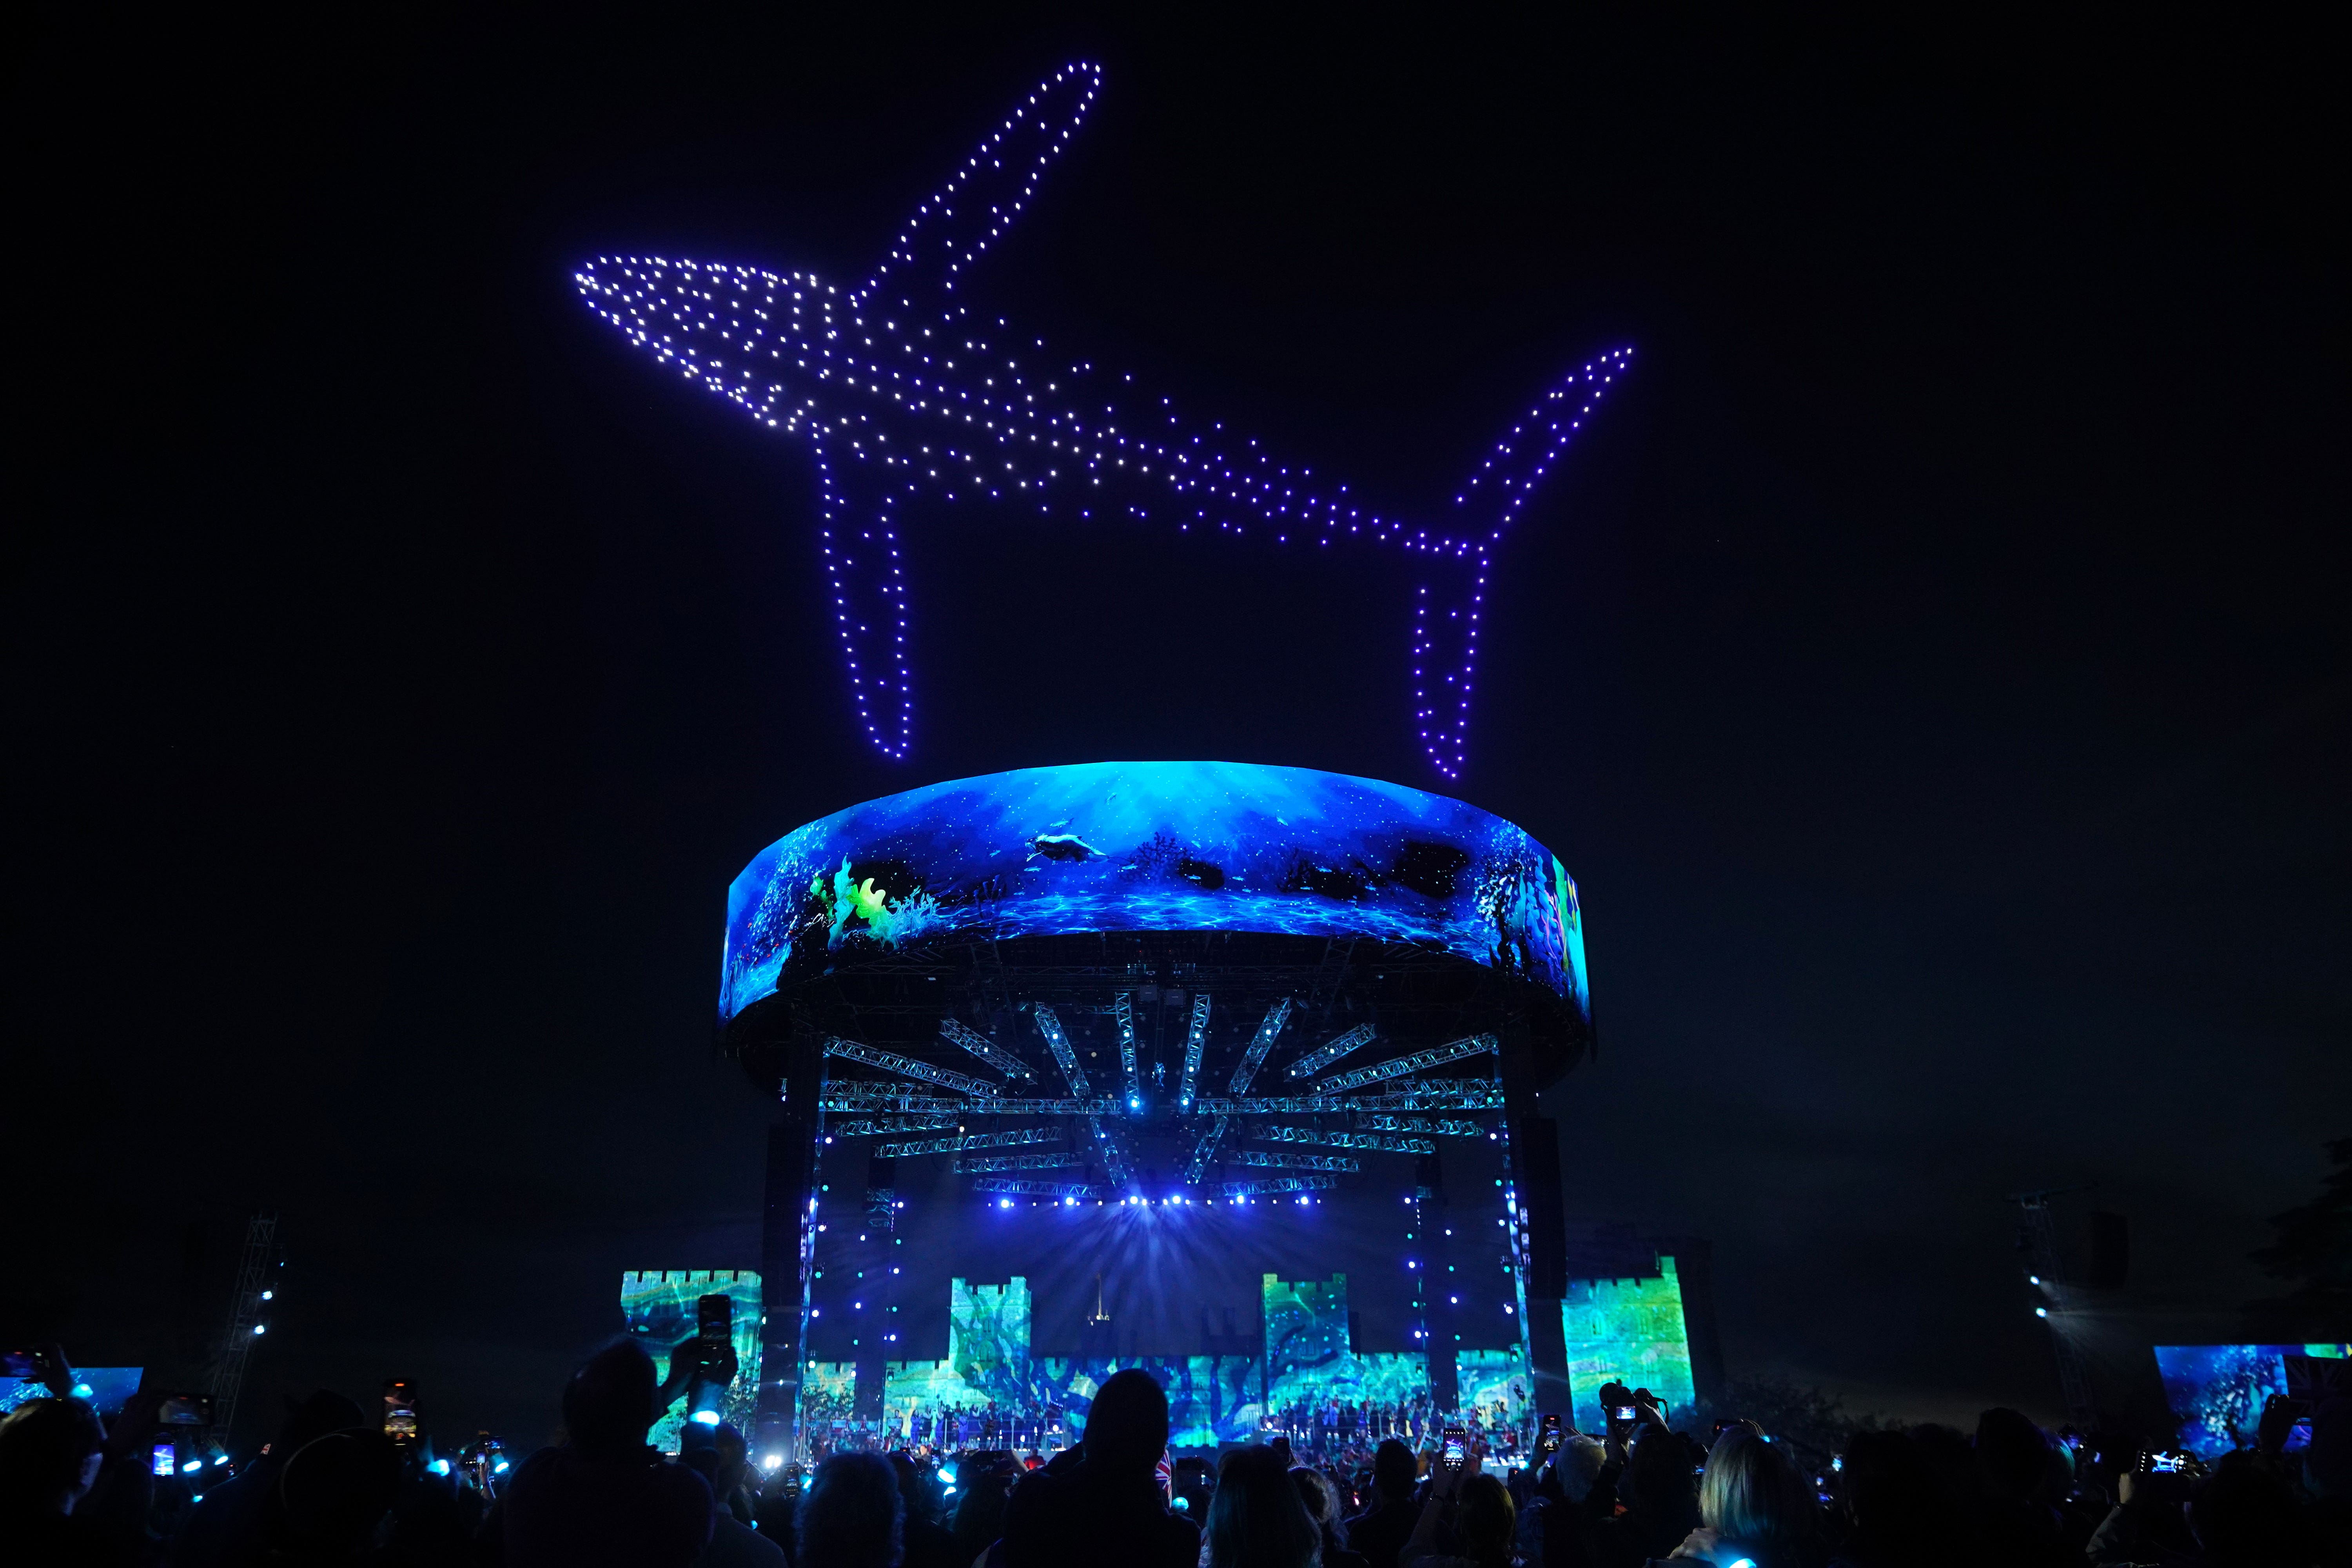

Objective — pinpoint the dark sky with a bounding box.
[11,7,2345,1447]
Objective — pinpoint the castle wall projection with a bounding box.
[1561,1255,1697,1431]
[2153,1344,2348,1457]
[720,761,1587,1026]
[620,1270,765,1452]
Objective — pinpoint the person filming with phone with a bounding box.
[1401,1426,1516,1568]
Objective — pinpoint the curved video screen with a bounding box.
[722,761,1588,1024]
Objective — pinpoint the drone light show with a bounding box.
[574,63,1632,775]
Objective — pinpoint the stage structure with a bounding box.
[722,760,1595,1460]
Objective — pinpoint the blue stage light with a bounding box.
[691,1410,723,1426]
[428,1458,452,1476]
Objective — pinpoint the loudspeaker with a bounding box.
[1514,1115,1568,1299]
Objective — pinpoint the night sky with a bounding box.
[11,9,2345,1448]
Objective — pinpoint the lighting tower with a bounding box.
[207,1213,280,1440]
[2010,1186,2095,1426]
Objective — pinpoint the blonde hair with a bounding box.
[1700,1428,1811,1546]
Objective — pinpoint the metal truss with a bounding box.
[824,1036,999,1097]
[1286,1021,1377,1079]
[1248,1122,1435,1154]
[953,1149,1089,1172]
[1194,1094,1347,1116]
[1228,997,1292,1094]
[1215,1174,1339,1196]
[874,1127,1065,1158]
[1090,1116,1134,1184]
[818,1084,973,1114]
[819,1084,1112,1116]
[969,1178,1103,1199]
[1348,1082,1506,1111]
[1231,1148,1361,1173]
[830,1114,968,1137]
[1176,992,1212,1107]
[1181,1116,1230,1182]
[940,1017,1032,1080]
[1114,992,1141,1107]
[1034,1006,1091,1095]
[1359,1113,1490,1139]
[1314,1033,1499,1092]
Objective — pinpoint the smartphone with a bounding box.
[158,1394,215,1427]
[1538,1413,1563,1454]
[2,1350,44,1379]
[2141,1451,2188,1474]
[2286,1419,2314,1454]
[1442,1426,1466,1467]
[696,1294,733,1373]
[1270,1434,1292,1465]
[383,1379,419,1446]
[151,1443,177,1477]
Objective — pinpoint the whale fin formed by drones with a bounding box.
[575,63,1630,777]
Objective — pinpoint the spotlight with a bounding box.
[2034,1307,2049,1319]
[762,1454,784,1470]
[691,1410,723,1426]
[252,1324,266,1336]
[181,1459,203,1474]
[427,1457,452,1476]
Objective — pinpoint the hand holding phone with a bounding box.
[383,1380,420,1448]
[158,1394,216,1427]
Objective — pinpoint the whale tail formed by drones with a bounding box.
[576,64,1630,777]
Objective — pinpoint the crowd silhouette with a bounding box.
[5,1339,2347,1566]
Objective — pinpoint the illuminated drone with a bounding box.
[576,64,1630,776]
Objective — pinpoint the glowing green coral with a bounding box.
[812,858,944,949]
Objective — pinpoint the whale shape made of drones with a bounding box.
[575,63,1632,777]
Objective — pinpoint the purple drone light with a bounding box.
[575,62,1630,775]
